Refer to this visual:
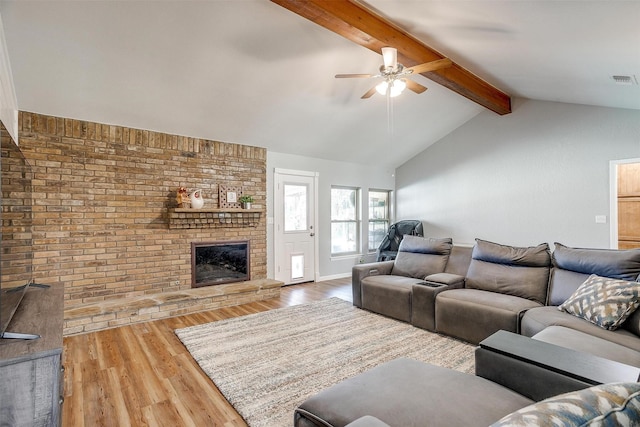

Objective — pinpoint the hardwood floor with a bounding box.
[62,278,352,427]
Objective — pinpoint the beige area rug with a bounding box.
[175,297,476,427]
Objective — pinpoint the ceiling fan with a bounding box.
[336,47,452,99]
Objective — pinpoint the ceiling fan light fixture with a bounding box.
[393,79,407,94]
[381,47,398,71]
[376,79,406,97]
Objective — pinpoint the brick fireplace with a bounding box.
[17,112,278,335]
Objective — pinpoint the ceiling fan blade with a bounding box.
[406,79,428,94]
[335,73,374,79]
[361,86,378,99]
[406,58,452,75]
[381,47,398,70]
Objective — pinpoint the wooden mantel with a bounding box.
[270,0,512,115]
[168,208,263,229]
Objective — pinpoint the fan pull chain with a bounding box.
[386,90,394,142]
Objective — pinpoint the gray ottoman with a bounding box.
[294,358,533,427]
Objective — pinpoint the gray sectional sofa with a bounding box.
[294,236,640,427]
[352,235,640,365]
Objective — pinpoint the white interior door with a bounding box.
[274,169,318,285]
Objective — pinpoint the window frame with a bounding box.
[367,189,391,253]
[330,185,360,256]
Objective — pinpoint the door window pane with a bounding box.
[284,184,307,232]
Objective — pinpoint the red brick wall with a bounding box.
[17,112,266,308]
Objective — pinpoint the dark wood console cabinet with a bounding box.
[0,284,64,426]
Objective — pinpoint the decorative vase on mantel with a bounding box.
[239,195,254,210]
[189,189,205,209]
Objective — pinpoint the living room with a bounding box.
[1,0,640,426]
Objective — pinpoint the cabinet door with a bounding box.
[618,163,640,249]
[0,352,61,427]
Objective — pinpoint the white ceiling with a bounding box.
[1,1,639,168]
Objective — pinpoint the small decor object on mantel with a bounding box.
[176,187,188,208]
[189,189,205,209]
[239,195,254,210]
[219,185,243,208]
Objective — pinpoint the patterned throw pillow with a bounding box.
[490,382,640,427]
[558,274,640,330]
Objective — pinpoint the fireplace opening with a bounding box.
[191,240,250,288]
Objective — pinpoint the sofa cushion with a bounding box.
[390,236,452,279]
[521,306,640,352]
[533,326,640,367]
[549,243,640,306]
[624,308,640,336]
[360,276,416,322]
[547,267,591,306]
[490,382,640,427]
[436,289,542,344]
[554,243,640,281]
[465,239,551,304]
[443,245,473,276]
[558,274,640,331]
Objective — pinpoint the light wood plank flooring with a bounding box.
[62,278,352,427]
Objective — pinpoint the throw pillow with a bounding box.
[558,274,640,331]
[490,382,640,427]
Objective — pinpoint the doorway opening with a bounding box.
[610,159,640,249]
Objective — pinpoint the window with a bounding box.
[368,190,390,252]
[331,186,359,255]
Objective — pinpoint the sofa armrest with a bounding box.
[424,272,465,287]
[411,279,464,331]
[352,261,394,307]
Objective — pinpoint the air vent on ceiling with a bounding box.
[611,75,638,85]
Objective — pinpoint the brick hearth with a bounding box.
[17,112,275,335]
[64,279,281,334]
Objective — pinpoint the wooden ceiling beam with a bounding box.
[270,0,512,115]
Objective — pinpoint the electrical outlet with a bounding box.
[595,215,607,224]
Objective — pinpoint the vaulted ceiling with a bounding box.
[1,1,639,168]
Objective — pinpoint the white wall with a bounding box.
[396,98,640,249]
[267,152,395,281]
[0,12,18,142]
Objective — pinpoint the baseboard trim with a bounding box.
[317,272,351,282]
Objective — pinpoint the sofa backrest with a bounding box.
[548,243,640,306]
[444,245,473,276]
[465,239,551,304]
[391,236,452,279]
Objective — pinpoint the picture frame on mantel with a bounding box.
[219,185,243,208]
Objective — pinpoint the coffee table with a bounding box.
[476,330,640,401]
